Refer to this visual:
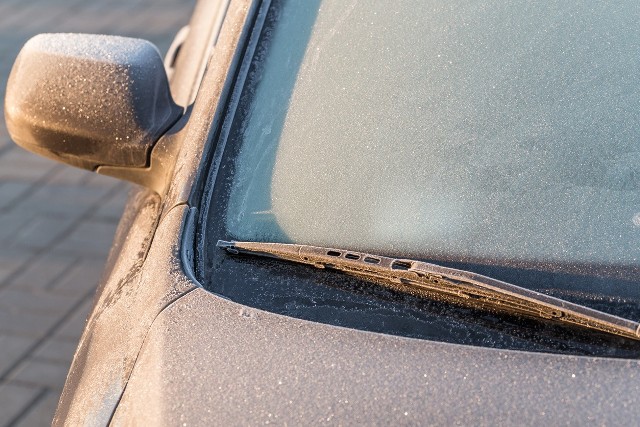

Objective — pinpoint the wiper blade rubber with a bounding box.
[217,240,640,341]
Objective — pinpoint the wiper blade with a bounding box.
[217,240,640,341]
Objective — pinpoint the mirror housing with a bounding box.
[4,33,182,172]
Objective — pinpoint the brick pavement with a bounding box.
[0,1,195,425]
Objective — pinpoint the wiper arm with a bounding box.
[217,240,640,341]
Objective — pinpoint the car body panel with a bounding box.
[169,0,231,107]
[38,0,640,424]
[163,0,257,211]
[52,0,258,424]
[54,202,196,425]
[112,287,640,425]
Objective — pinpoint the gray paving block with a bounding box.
[0,210,39,243]
[49,257,104,295]
[0,334,35,377]
[32,338,78,365]
[0,138,10,153]
[7,215,76,251]
[45,167,93,187]
[51,8,123,35]
[0,181,32,211]
[52,299,93,341]
[89,187,130,223]
[0,310,63,339]
[0,149,57,181]
[0,382,42,427]
[112,8,189,44]
[53,219,119,257]
[13,389,60,427]
[0,2,41,32]
[0,289,84,316]
[9,359,71,391]
[14,5,71,34]
[82,172,126,189]
[6,253,77,293]
[15,184,112,218]
[0,247,30,287]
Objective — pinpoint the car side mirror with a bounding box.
[4,33,182,174]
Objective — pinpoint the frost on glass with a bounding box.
[225,0,640,271]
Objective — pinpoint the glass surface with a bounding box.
[220,0,640,288]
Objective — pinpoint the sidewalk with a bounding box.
[0,1,194,425]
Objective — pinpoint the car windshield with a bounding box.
[221,0,639,285]
[203,0,640,352]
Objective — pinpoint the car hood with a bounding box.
[111,287,640,425]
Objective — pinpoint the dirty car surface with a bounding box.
[10,0,639,424]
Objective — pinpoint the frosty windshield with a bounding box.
[217,0,640,285]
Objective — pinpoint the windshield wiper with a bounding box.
[217,240,640,341]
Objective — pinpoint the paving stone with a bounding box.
[0,248,31,287]
[0,382,42,427]
[15,184,112,218]
[0,310,63,339]
[53,8,125,35]
[10,359,71,391]
[7,216,76,251]
[45,167,94,187]
[83,173,127,190]
[89,187,130,223]
[7,7,70,35]
[13,390,60,427]
[6,253,77,293]
[0,149,57,181]
[0,181,32,211]
[49,257,105,295]
[53,220,120,257]
[0,289,84,316]
[52,299,93,341]
[0,2,42,31]
[0,334,35,377]
[32,338,78,365]
[0,210,39,243]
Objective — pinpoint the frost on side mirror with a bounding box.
[4,33,182,172]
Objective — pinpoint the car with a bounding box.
[5,0,640,424]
